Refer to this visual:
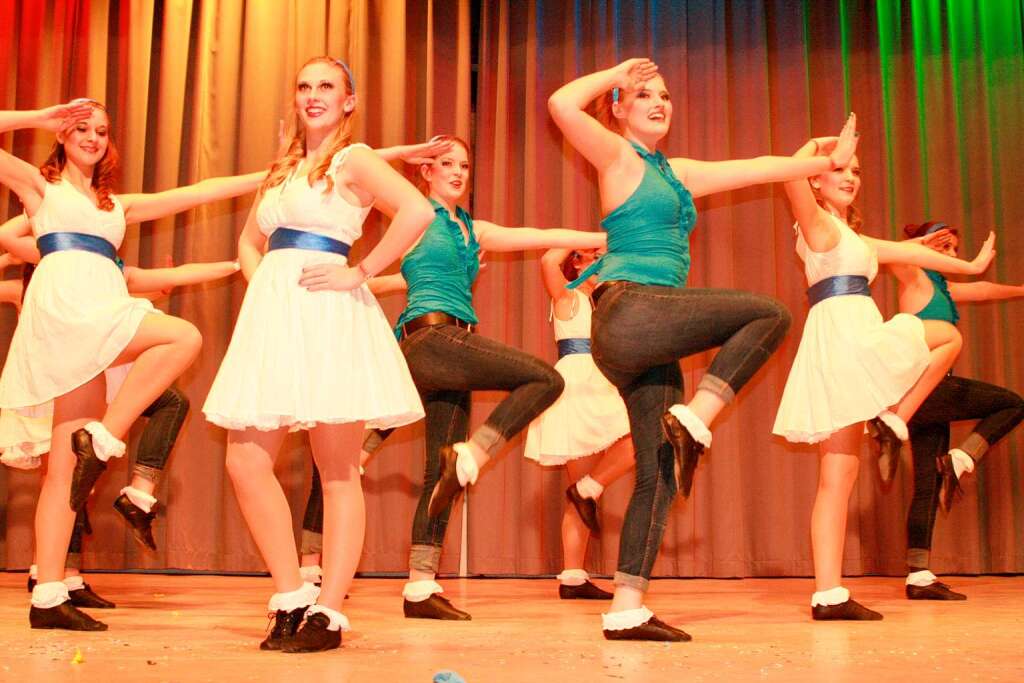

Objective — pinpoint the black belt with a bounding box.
[401,312,474,339]
[591,280,624,305]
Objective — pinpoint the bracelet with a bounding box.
[357,262,374,282]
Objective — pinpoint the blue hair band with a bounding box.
[333,58,356,94]
[612,87,620,103]
[924,221,949,235]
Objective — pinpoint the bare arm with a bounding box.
[867,232,996,275]
[0,252,22,270]
[374,137,454,164]
[948,280,1024,303]
[540,248,574,301]
[124,261,240,294]
[120,171,266,224]
[674,151,845,200]
[474,221,605,252]
[0,214,41,263]
[367,272,408,296]
[0,279,23,306]
[237,205,265,282]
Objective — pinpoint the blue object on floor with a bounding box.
[433,671,466,683]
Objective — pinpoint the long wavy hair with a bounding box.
[416,134,471,195]
[261,56,357,195]
[810,182,863,232]
[39,99,119,212]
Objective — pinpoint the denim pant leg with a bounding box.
[300,464,324,555]
[409,390,471,573]
[133,386,190,484]
[947,378,1024,459]
[906,422,948,568]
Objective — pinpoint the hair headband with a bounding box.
[924,221,949,235]
[333,59,356,94]
[612,87,620,103]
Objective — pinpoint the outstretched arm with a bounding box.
[867,232,996,275]
[124,261,240,294]
[120,171,266,224]
[375,137,455,165]
[672,115,856,199]
[474,221,605,253]
[540,247,575,302]
[948,280,1024,303]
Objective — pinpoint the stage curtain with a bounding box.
[0,0,472,574]
[2,0,1022,580]
[466,0,1024,578]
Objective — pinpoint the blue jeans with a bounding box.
[590,283,791,590]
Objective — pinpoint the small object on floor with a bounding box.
[811,598,883,620]
[282,613,341,653]
[906,581,967,601]
[71,648,84,664]
[565,484,600,534]
[69,584,116,609]
[259,606,308,651]
[113,494,158,551]
[404,594,471,621]
[29,602,108,631]
[559,581,613,600]
[603,615,692,642]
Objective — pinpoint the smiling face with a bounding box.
[422,141,471,204]
[811,154,862,211]
[57,107,110,170]
[294,60,355,135]
[613,74,672,142]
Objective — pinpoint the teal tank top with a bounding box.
[915,270,960,324]
[570,142,697,288]
[394,199,481,337]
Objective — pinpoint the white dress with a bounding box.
[773,216,929,443]
[524,290,630,464]
[0,180,154,413]
[203,145,424,431]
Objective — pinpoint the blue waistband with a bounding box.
[807,275,871,306]
[37,232,122,270]
[557,337,592,359]
[268,227,351,256]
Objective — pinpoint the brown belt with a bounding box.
[590,280,624,306]
[401,312,474,339]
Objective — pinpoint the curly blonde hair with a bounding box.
[810,181,863,232]
[39,99,119,212]
[261,56,357,195]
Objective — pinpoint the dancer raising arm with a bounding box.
[202,56,434,653]
[548,57,856,641]
[891,221,1024,601]
[773,131,996,621]
[0,100,262,631]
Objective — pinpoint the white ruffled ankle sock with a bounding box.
[811,585,850,607]
[299,565,322,584]
[120,486,157,513]
[667,404,712,448]
[83,422,126,461]
[31,581,70,609]
[877,410,909,442]
[29,564,38,580]
[557,569,589,587]
[906,569,938,587]
[62,575,85,591]
[453,443,479,486]
[267,581,320,612]
[949,448,976,479]
[602,605,654,631]
[306,604,350,632]
[575,475,604,500]
[402,579,444,603]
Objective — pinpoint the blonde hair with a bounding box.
[261,56,356,195]
[810,181,863,232]
[416,135,471,194]
[40,99,119,212]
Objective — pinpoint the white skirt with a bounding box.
[0,250,154,412]
[524,352,630,465]
[203,248,424,431]
[773,294,929,444]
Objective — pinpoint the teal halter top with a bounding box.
[394,199,481,337]
[569,141,697,288]
[915,269,960,325]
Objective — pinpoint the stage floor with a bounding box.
[1,574,1021,682]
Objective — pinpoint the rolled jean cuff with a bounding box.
[131,464,163,485]
[362,430,387,455]
[613,571,649,593]
[906,547,931,569]
[409,544,443,574]
[65,552,82,570]
[470,423,507,458]
[300,530,323,556]
[959,433,990,461]
[697,374,736,404]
